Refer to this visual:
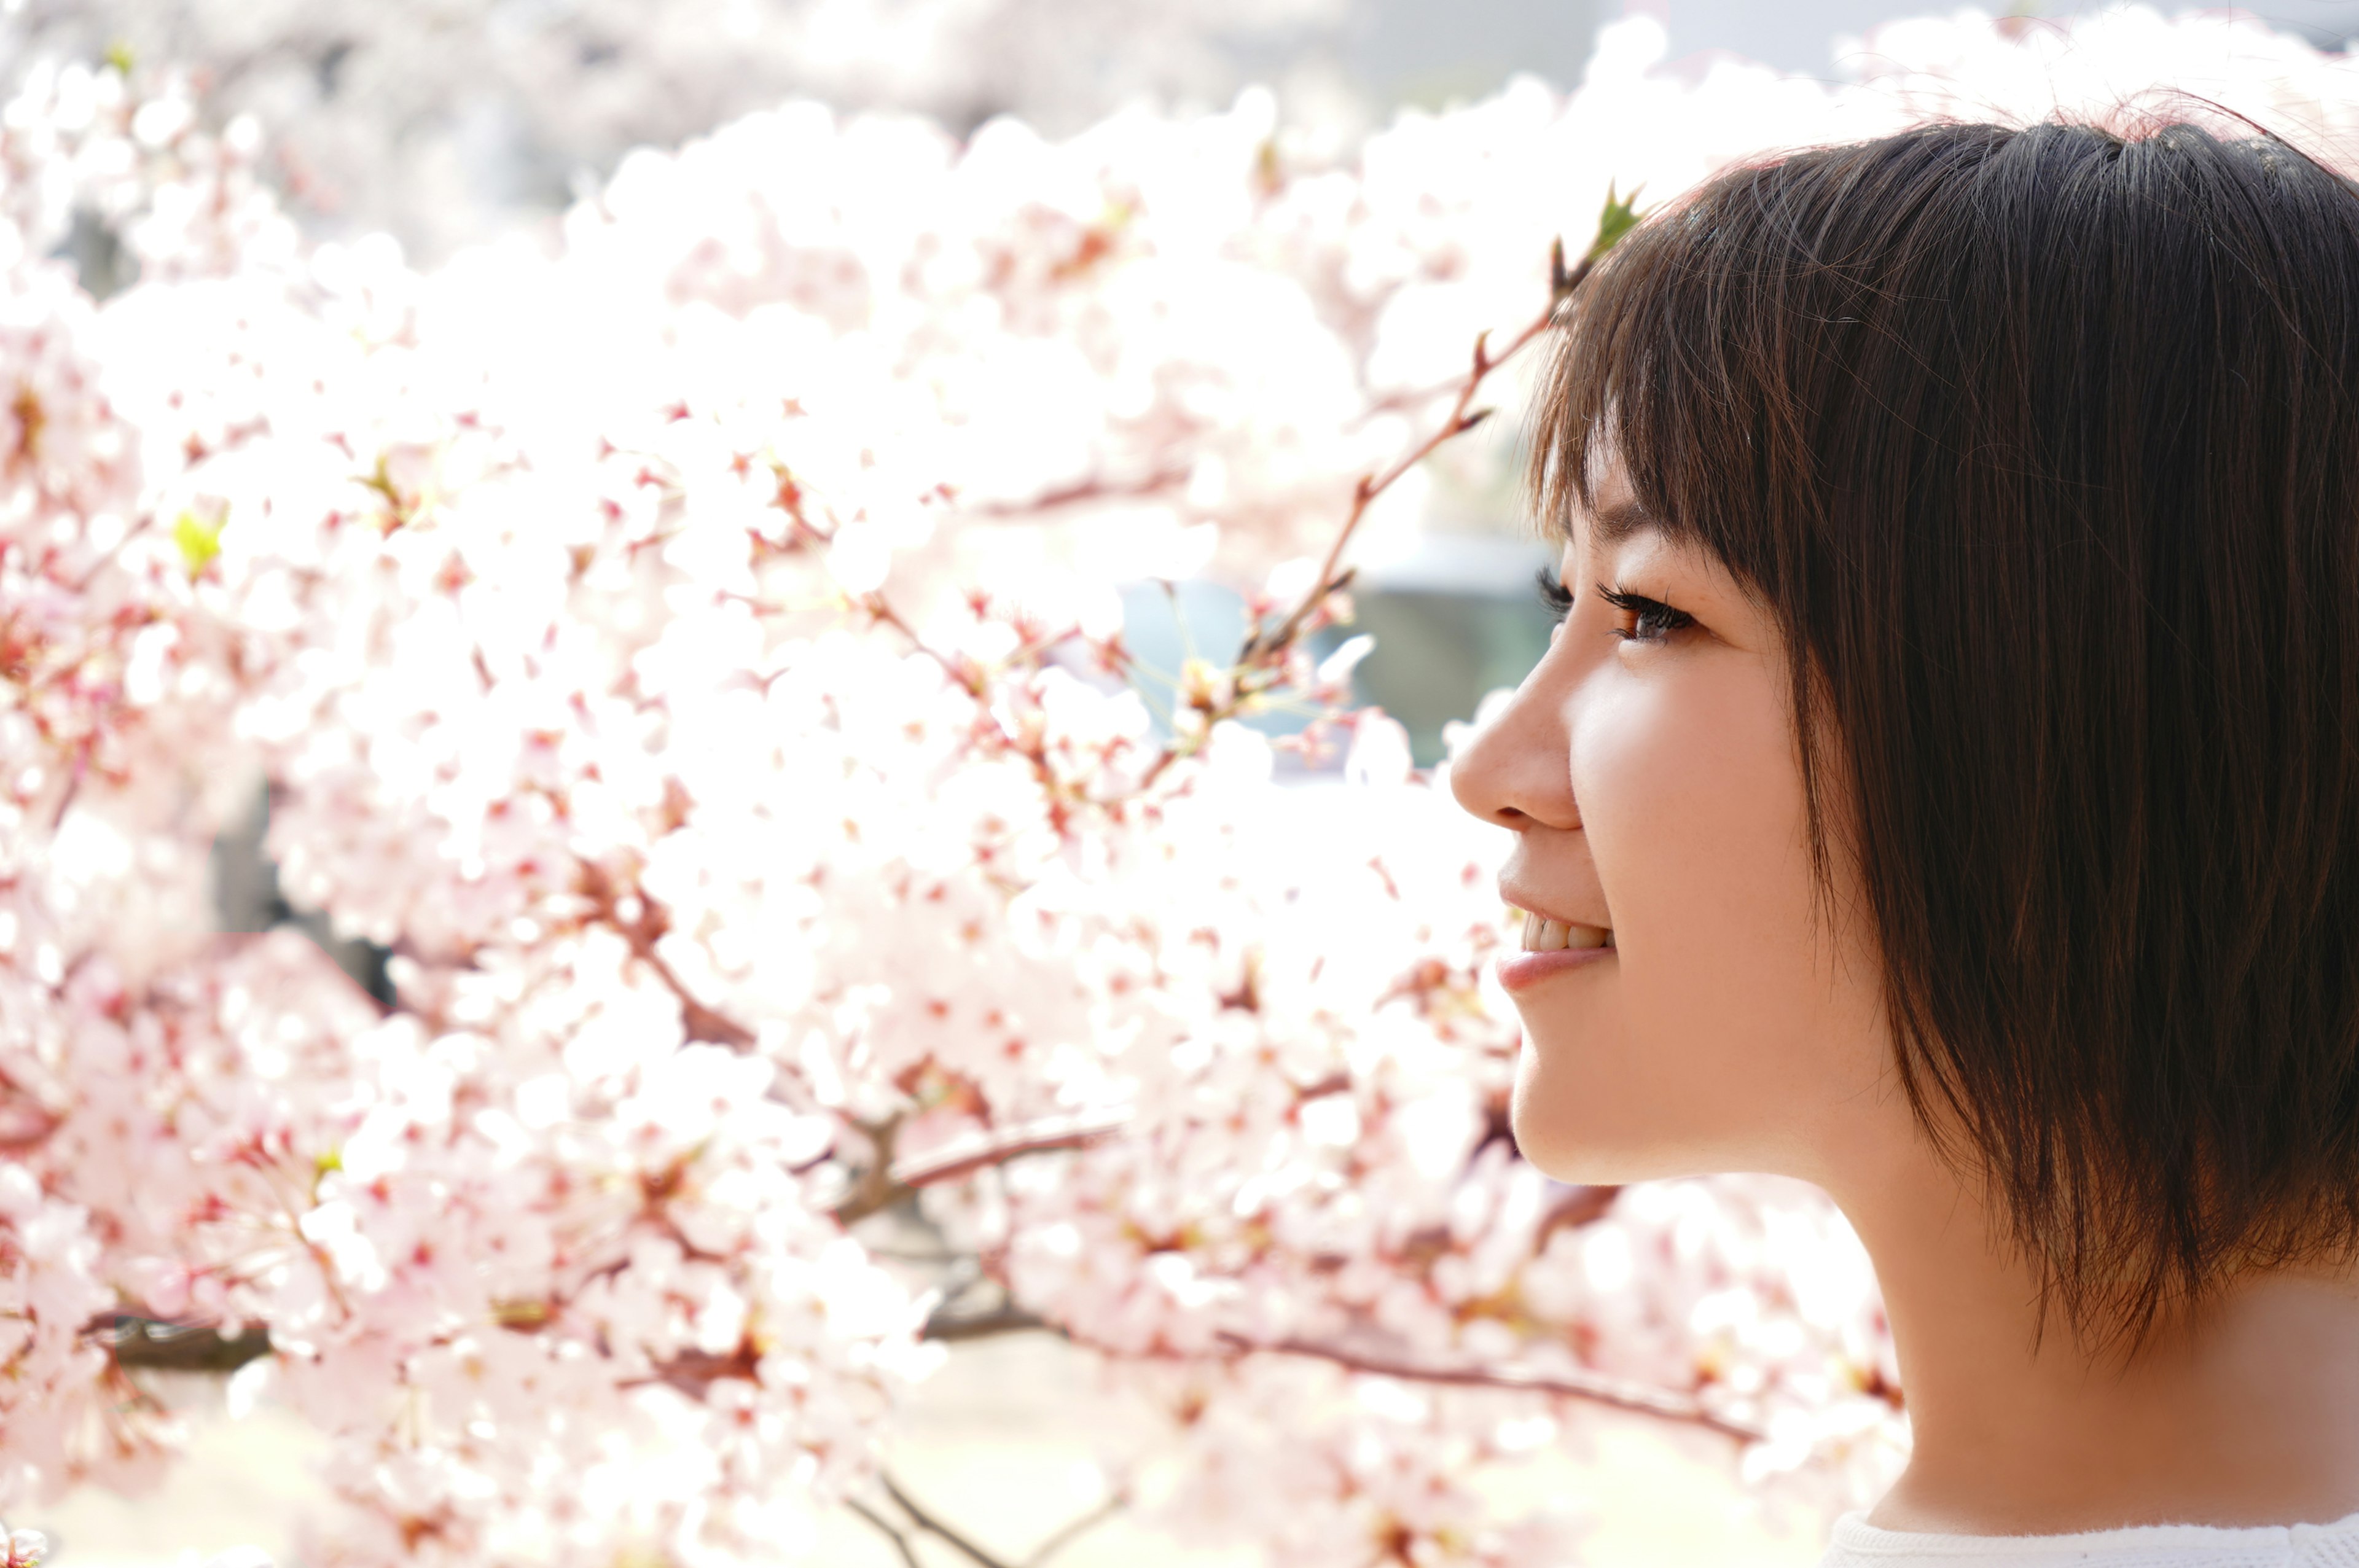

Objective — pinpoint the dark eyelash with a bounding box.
[1537,569,1696,642]
[1596,584,1695,642]
[1535,566,1576,620]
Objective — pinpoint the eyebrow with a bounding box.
[1574,494,1664,548]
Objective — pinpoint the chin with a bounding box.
[1511,1075,1644,1184]
[1507,1036,1728,1185]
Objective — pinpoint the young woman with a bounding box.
[1451,119,2359,1565]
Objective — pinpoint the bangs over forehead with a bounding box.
[1527,123,2035,586]
[1520,119,2359,1349]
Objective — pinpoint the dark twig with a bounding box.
[860,593,981,695]
[892,1110,1130,1191]
[853,197,1647,801]
[909,1295,1765,1445]
[0,1082,61,1153]
[619,1340,765,1400]
[882,1471,1019,1568]
[573,862,757,1050]
[963,464,1191,517]
[924,1303,1050,1343]
[1024,1489,1130,1568]
[1234,187,1646,678]
[84,1313,272,1373]
[836,1109,1129,1225]
[830,1113,909,1225]
[1216,1331,1762,1444]
[847,1494,925,1568]
[1130,197,1645,790]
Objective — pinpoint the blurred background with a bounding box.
[19,0,2359,264]
[18,2,2359,1563]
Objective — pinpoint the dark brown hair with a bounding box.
[1528,117,2359,1345]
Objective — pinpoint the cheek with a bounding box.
[1586,665,1815,973]
[1513,660,1860,1180]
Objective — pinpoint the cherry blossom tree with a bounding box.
[3,10,2357,1566]
[1,0,1357,266]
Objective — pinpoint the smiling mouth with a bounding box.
[1519,912,1614,952]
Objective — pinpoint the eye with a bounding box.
[1535,565,1576,623]
[1597,584,1694,644]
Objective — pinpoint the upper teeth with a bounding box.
[1520,912,1613,952]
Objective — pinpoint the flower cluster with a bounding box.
[6,0,1353,265]
[3,10,2353,1566]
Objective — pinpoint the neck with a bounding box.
[1824,1144,2359,1536]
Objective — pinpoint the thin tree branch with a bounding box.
[1216,1331,1764,1444]
[847,1494,925,1568]
[84,1313,273,1373]
[835,1109,1129,1225]
[573,862,757,1050]
[617,1339,764,1400]
[831,1114,909,1225]
[914,1294,1767,1447]
[1024,1489,1129,1568]
[893,1110,1130,1191]
[0,1093,61,1153]
[961,464,1191,518]
[1229,220,1635,676]
[86,1299,1764,1453]
[859,593,981,694]
[882,1471,1019,1568]
[924,1304,1049,1343]
[1127,297,1554,791]
[1133,205,1643,790]
[849,201,1646,804]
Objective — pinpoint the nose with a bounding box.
[1449,639,1582,831]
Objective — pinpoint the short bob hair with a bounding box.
[1528,117,2359,1345]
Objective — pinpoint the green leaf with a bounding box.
[1584,181,1647,267]
[173,510,223,577]
[102,41,135,76]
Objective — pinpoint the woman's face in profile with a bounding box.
[1450,459,1896,1185]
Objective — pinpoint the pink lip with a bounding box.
[1495,945,1616,993]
